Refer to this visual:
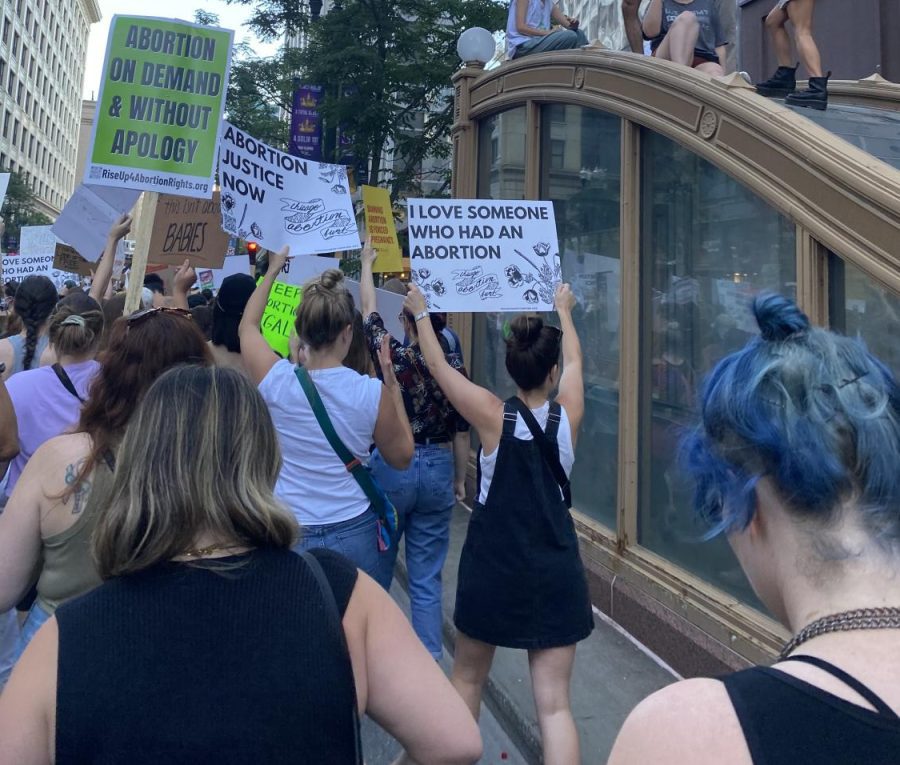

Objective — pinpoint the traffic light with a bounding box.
[246,241,260,266]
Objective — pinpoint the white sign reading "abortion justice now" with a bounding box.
[406,198,561,313]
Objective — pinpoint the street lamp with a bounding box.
[309,0,323,21]
[457,27,496,68]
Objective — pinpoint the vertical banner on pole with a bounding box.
[289,83,323,162]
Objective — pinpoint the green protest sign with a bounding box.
[86,16,233,198]
[261,279,302,357]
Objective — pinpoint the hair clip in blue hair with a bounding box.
[838,372,869,389]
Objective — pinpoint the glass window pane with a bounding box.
[472,110,528,423]
[639,130,796,607]
[829,254,900,378]
[541,104,621,529]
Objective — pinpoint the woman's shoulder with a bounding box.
[30,432,92,466]
[608,677,750,765]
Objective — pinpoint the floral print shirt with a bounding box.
[364,311,470,440]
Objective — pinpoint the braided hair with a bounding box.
[14,275,57,370]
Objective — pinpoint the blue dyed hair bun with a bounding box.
[753,292,810,342]
[682,293,900,543]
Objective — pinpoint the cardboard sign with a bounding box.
[85,15,233,198]
[52,184,141,263]
[53,244,94,277]
[218,121,359,255]
[149,192,230,268]
[406,199,560,313]
[2,227,79,289]
[260,280,303,357]
[361,186,402,273]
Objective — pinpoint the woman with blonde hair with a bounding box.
[240,247,412,583]
[0,308,211,685]
[0,365,482,764]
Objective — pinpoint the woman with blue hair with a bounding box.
[609,293,900,764]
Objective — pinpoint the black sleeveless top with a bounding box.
[723,655,900,764]
[54,548,359,764]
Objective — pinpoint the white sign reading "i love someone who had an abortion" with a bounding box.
[406,198,560,313]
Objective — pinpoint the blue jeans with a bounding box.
[0,602,50,689]
[371,445,455,658]
[292,509,386,588]
[514,27,589,58]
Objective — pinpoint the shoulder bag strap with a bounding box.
[52,363,85,403]
[299,551,363,764]
[508,397,572,508]
[294,366,382,510]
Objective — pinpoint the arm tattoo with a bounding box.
[63,460,92,516]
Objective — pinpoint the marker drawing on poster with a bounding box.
[85,15,234,197]
[406,199,560,313]
[218,122,359,255]
[52,184,141,262]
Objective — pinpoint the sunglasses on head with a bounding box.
[126,306,193,326]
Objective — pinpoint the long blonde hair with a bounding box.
[93,365,298,578]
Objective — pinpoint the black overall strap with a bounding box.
[52,363,85,403]
[299,552,363,764]
[507,397,571,508]
[780,655,899,720]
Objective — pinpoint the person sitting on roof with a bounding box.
[506,0,588,60]
[642,0,726,77]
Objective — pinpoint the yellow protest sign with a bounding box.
[362,185,402,273]
[260,279,302,357]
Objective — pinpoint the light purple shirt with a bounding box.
[4,360,100,497]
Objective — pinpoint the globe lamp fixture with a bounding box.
[457,27,495,68]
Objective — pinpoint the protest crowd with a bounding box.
[0,2,896,764]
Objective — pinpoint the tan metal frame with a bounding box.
[452,52,900,663]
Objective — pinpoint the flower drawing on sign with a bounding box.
[523,289,539,304]
[513,245,562,307]
[319,165,348,188]
[505,265,524,288]
[331,184,347,195]
[222,193,236,213]
[250,222,263,239]
[412,268,443,310]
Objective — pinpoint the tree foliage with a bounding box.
[226,0,507,198]
[1,170,52,249]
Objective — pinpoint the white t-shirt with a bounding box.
[258,360,384,526]
[479,401,575,504]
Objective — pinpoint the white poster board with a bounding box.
[52,184,141,262]
[218,122,359,255]
[407,199,560,313]
[3,226,79,289]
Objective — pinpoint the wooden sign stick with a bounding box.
[123,192,159,315]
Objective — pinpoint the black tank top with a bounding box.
[723,655,900,764]
[54,547,359,764]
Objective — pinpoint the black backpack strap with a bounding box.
[502,399,519,436]
[299,552,363,764]
[507,397,572,508]
[779,655,899,720]
[52,363,85,403]
[545,401,562,442]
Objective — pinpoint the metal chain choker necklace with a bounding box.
[779,607,900,661]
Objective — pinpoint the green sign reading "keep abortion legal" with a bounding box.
[85,16,234,199]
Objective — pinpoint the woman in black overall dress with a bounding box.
[404,282,593,765]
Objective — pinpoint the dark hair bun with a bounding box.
[753,293,810,342]
[508,315,543,351]
[319,268,345,291]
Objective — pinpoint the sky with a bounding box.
[82,0,279,99]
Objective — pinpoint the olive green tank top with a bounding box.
[36,463,114,614]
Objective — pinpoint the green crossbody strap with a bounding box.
[294,366,381,508]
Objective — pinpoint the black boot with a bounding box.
[756,65,797,97]
[785,72,830,111]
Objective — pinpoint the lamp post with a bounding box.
[456,27,497,70]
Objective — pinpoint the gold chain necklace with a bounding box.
[779,607,900,661]
[180,544,244,559]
